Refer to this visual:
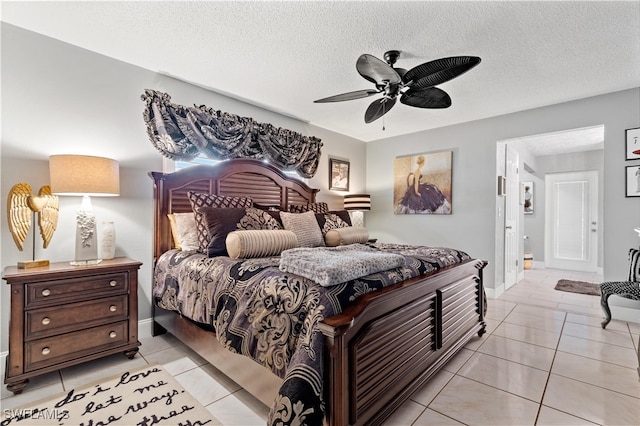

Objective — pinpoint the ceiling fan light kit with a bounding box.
[314,50,481,125]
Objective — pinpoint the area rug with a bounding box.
[0,364,222,426]
[554,279,601,296]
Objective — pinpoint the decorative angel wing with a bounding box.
[7,183,32,251]
[36,186,59,249]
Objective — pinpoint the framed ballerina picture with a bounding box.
[393,151,452,214]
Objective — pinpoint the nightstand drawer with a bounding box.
[25,273,128,307]
[26,295,128,340]
[25,321,129,372]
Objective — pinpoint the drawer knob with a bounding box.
[42,347,51,356]
[109,331,117,338]
[42,317,51,325]
[42,289,51,297]
[109,280,117,287]
[109,305,117,312]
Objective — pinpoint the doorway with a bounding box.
[496,125,605,294]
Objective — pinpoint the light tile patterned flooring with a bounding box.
[2,268,639,425]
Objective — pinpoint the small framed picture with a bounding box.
[522,181,534,214]
[625,127,640,160]
[626,165,640,197]
[329,158,350,191]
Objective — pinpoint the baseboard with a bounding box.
[138,318,154,340]
[534,260,546,269]
[485,282,504,299]
[609,299,640,324]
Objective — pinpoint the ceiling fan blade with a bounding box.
[364,97,397,123]
[403,56,481,89]
[357,54,402,86]
[400,87,452,109]
[314,89,380,103]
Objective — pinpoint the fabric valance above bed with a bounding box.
[141,89,322,178]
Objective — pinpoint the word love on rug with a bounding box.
[1,364,221,426]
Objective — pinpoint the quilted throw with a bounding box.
[279,244,406,286]
[152,243,471,425]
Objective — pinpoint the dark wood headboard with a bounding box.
[149,158,319,261]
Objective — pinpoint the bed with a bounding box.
[149,158,487,425]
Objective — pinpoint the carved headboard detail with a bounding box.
[149,158,318,260]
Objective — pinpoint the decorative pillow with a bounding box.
[187,192,252,252]
[628,248,640,282]
[253,202,284,211]
[226,230,298,259]
[167,213,181,249]
[325,226,369,247]
[315,210,352,235]
[289,202,329,214]
[280,211,325,248]
[199,207,282,257]
[167,213,199,251]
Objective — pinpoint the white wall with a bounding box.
[0,24,366,352]
[366,89,640,295]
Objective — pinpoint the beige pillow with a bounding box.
[167,212,199,251]
[226,230,298,259]
[280,211,325,248]
[168,214,181,249]
[324,226,369,247]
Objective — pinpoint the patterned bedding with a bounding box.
[153,243,471,425]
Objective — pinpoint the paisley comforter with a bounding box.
[152,243,471,425]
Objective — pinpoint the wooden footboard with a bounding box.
[153,258,486,425]
[319,258,486,426]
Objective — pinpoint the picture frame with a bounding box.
[625,127,640,160]
[522,181,534,214]
[393,151,452,215]
[329,158,350,191]
[626,165,640,197]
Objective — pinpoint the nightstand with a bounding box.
[3,257,142,394]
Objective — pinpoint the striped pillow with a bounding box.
[226,230,298,259]
[324,226,369,247]
[628,248,640,282]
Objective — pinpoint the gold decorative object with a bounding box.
[7,183,59,268]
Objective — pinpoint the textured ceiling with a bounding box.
[507,125,605,157]
[2,1,639,146]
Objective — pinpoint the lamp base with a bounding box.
[70,258,102,266]
[74,200,100,266]
[18,259,50,269]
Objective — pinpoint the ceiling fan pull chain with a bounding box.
[382,101,386,131]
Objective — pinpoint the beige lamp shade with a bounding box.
[49,155,120,196]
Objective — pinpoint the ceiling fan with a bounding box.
[314,50,481,124]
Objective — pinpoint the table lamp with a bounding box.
[49,155,119,265]
[344,193,371,227]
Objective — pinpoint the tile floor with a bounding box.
[2,268,639,425]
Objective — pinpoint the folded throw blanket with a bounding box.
[279,244,406,287]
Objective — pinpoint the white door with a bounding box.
[545,171,598,272]
[504,146,519,289]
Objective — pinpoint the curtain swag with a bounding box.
[141,89,322,178]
